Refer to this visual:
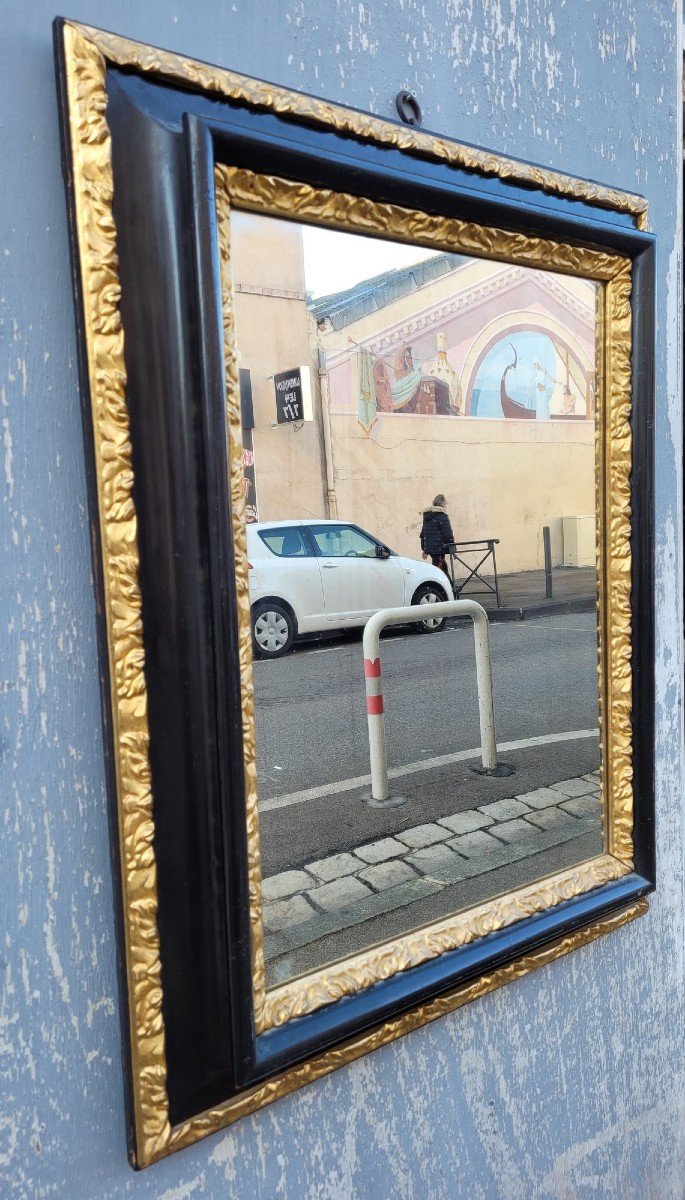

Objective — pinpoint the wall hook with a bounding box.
[395,89,422,127]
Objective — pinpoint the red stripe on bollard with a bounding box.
[366,694,384,715]
[364,657,382,678]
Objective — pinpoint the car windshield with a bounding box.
[309,525,378,558]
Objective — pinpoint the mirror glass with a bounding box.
[229,208,603,989]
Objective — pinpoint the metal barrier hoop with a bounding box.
[362,599,501,803]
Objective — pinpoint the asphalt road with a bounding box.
[254,612,602,876]
[254,613,600,794]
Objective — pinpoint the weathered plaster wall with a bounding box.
[324,412,595,568]
[2,2,682,1197]
[232,212,328,521]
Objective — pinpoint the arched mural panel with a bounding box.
[461,310,595,419]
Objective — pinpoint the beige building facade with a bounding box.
[231,210,327,521]
[230,211,597,575]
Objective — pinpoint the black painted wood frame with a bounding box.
[57,40,656,1135]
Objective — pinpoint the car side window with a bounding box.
[310,525,378,558]
[259,528,310,557]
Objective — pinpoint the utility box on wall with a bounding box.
[562,515,596,567]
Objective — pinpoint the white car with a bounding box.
[246,519,454,658]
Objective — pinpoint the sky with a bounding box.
[301,224,440,298]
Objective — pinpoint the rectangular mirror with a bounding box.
[57,19,655,1167]
[228,208,604,990]
[213,157,648,1039]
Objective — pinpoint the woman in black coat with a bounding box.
[420,493,454,576]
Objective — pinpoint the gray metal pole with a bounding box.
[543,525,553,598]
[317,347,338,520]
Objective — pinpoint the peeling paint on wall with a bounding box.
[1,2,683,1197]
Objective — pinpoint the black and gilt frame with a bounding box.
[55,18,656,1168]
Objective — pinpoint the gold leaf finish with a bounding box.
[62,24,171,1164]
[72,21,648,230]
[60,19,644,1166]
[226,166,628,282]
[594,281,609,851]
[218,166,635,1029]
[214,167,268,1030]
[604,265,634,863]
[263,856,629,1027]
[165,899,648,1160]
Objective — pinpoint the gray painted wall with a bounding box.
[2,2,682,1197]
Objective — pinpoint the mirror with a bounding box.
[229,209,603,989]
[59,19,651,1160]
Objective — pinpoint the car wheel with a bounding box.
[252,602,295,659]
[411,582,448,633]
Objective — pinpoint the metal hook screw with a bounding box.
[395,89,422,128]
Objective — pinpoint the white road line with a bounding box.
[501,621,596,634]
[259,728,599,813]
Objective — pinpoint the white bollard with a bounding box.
[363,652,389,801]
[362,599,498,802]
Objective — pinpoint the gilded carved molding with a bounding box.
[61,18,643,1166]
[263,856,630,1028]
[218,166,636,1028]
[604,265,634,863]
[214,167,268,1031]
[69,20,649,231]
[62,24,171,1163]
[226,166,629,283]
[165,899,648,1159]
[593,282,609,852]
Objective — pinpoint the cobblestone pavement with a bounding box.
[263,772,601,964]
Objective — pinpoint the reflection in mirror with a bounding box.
[229,209,603,989]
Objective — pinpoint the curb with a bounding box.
[461,596,596,624]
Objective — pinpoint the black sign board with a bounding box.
[239,367,254,431]
[274,367,309,424]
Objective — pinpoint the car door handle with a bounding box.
[322,562,338,569]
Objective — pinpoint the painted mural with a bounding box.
[472,331,594,421]
[359,342,455,427]
[319,257,597,435]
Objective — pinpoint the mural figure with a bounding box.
[357,347,377,432]
[389,344,452,415]
[472,330,589,420]
[373,358,394,412]
[429,331,462,412]
[356,341,455,433]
